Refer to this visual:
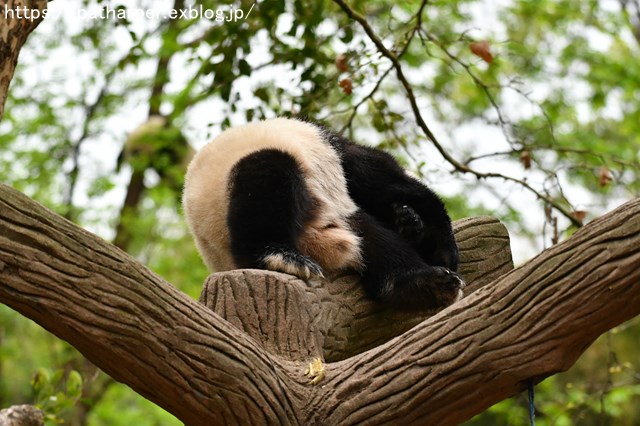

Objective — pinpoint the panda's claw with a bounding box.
[380,266,466,311]
[428,266,466,306]
[261,249,324,281]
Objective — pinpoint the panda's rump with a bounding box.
[183,118,362,274]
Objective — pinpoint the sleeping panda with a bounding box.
[183,117,464,310]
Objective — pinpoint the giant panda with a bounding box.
[183,117,464,310]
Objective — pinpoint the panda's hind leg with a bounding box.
[227,149,323,280]
[355,211,465,310]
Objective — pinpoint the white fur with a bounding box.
[183,118,362,274]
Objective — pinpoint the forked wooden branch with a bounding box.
[0,183,638,425]
[199,216,513,363]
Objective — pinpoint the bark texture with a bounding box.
[0,183,639,425]
[0,0,48,119]
[0,405,44,426]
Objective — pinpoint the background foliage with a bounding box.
[1,0,639,424]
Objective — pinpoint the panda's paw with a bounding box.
[261,249,324,281]
[392,202,424,244]
[427,266,466,306]
[385,266,465,310]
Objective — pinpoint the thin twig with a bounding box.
[338,0,428,134]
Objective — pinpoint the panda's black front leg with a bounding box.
[340,142,460,272]
[354,210,465,311]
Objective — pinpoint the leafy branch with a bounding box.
[332,0,584,227]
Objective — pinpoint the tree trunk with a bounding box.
[0,0,48,119]
[0,183,638,425]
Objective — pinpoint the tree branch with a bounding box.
[306,198,640,425]
[332,0,465,168]
[0,0,48,120]
[0,183,638,425]
[0,184,299,425]
[113,0,185,250]
[331,0,584,227]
